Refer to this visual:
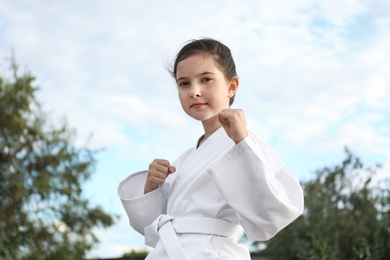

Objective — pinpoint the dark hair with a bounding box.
[170,38,237,106]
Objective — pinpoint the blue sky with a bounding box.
[1,0,389,257]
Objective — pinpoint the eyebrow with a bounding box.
[176,71,216,82]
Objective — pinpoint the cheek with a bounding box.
[178,91,187,105]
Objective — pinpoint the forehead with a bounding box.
[176,54,220,78]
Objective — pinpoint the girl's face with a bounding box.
[176,54,238,124]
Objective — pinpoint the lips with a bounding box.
[190,102,207,108]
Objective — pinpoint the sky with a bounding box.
[1,0,389,258]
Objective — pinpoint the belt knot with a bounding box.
[145,214,173,248]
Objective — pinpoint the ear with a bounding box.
[228,76,239,97]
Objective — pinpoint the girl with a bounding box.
[118,38,304,259]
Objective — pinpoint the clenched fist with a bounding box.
[219,108,248,144]
[144,159,176,194]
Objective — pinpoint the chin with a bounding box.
[185,110,218,122]
[191,116,208,121]
[188,115,209,122]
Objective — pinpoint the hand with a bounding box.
[144,159,176,194]
[219,108,248,144]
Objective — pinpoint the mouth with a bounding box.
[190,102,207,109]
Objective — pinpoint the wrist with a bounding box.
[234,133,248,144]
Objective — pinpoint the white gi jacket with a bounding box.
[118,127,304,260]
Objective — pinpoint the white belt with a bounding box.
[144,214,239,260]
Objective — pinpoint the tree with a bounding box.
[0,60,115,259]
[121,248,149,259]
[252,148,389,259]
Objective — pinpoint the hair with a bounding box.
[170,38,238,106]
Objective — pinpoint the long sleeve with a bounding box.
[207,132,304,241]
[118,171,165,235]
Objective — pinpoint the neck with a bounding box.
[201,116,222,140]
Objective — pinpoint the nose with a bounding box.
[189,84,201,98]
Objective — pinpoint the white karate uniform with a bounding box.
[118,127,304,259]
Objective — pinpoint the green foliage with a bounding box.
[0,60,116,259]
[121,248,150,259]
[253,148,389,259]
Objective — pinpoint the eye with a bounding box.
[178,81,189,87]
[201,77,212,83]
